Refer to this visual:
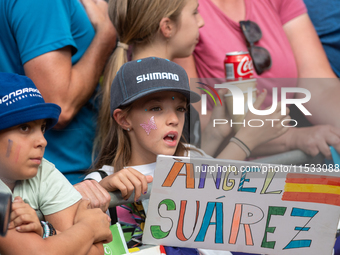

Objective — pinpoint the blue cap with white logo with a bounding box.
[0,73,61,131]
[110,57,200,116]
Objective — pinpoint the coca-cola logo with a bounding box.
[237,56,253,76]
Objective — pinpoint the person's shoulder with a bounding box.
[38,158,65,180]
[18,159,57,189]
[265,0,306,16]
[40,158,57,171]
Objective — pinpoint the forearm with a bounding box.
[284,14,340,127]
[56,0,117,127]
[57,29,116,128]
[201,131,223,156]
[68,28,116,112]
[43,223,97,255]
[297,79,340,128]
[0,223,96,255]
[24,26,116,129]
[216,130,261,160]
[201,122,232,156]
[251,130,292,157]
[216,142,248,160]
[251,136,288,157]
[86,242,104,255]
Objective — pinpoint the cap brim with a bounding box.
[119,87,201,108]
[0,103,61,131]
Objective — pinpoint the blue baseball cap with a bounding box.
[0,73,61,131]
[110,57,201,116]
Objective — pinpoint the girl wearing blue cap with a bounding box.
[0,73,112,254]
[85,57,289,253]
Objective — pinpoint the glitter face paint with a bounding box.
[6,139,13,158]
[140,116,157,135]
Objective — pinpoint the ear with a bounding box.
[113,109,131,131]
[159,17,175,39]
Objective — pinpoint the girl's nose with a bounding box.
[166,110,179,126]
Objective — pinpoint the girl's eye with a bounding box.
[194,9,198,14]
[150,107,161,111]
[178,107,187,112]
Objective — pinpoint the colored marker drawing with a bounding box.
[282,173,340,206]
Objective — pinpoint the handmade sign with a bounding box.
[143,156,340,255]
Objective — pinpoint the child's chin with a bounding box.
[23,167,39,179]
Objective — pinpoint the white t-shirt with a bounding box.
[0,158,81,221]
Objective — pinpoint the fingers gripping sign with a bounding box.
[99,168,153,202]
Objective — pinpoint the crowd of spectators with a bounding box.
[0,0,339,254]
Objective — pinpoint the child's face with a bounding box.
[170,0,204,58]
[126,91,187,164]
[0,120,47,189]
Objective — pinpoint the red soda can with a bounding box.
[224,51,253,81]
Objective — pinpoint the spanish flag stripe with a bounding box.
[286,173,340,186]
[284,183,340,195]
[282,192,340,206]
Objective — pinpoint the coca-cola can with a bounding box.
[224,51,253,81]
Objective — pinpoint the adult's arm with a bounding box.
[252,13,340,158]
[283,13,340,127]
[175,56,234,155]
[74,179,112,212]
[24,0,116,129]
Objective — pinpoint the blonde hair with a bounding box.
[94,0,187,163]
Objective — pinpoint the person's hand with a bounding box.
[8,196,43,237]
[209,88,233,139]
[80,0,115,34]
[236,89,290,150]
[74,199,112,244]
[74,179,111,212]
[286,125,340,159]
[100,168,153,202]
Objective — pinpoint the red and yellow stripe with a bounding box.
[282,173,340,206]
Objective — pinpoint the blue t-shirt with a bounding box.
[304,0,340,77]
[0,0,98,184]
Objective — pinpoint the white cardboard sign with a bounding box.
[143,156,340,255]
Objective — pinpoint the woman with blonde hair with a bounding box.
[95,0,204,156]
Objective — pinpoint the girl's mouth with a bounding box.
[163,132,178,146]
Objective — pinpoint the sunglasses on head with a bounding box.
[239,20,272,75]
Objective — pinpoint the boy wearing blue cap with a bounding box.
[0,73,112,254]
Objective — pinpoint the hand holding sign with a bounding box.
[100,167,153,202]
